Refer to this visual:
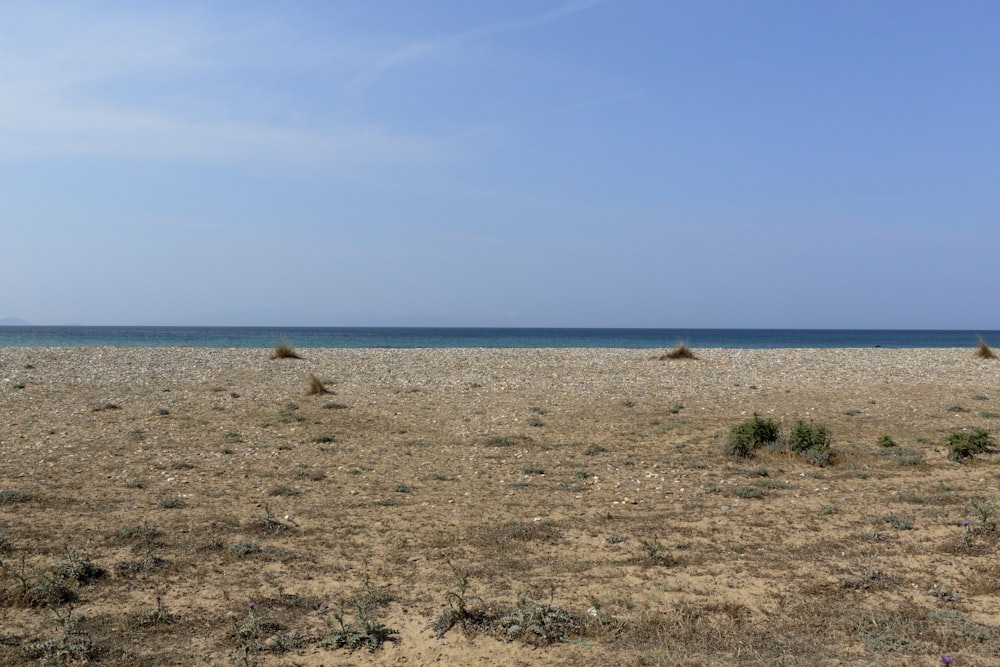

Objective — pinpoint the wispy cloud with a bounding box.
[348,0,606,92]
[0,4,449,169]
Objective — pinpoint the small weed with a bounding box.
[522,465,545,475]
[271,343,302,360]
[883,513,914,530]
[230,540,262,558]
[877,435,897,448]
[659,342,697,360]
[323,401,349,410]
[393,484,412,493]
[584,444,607,456]
[312,434,335,443]
[947,405,967,413]
[307,374,330,395]
[157,495,181,509]
[528,417,544,427]
[23,603,95,663]
[0,490,30,505]
[632,537,678,567]
[975,337,997,359]
[731,485,765,499]
[319,599,398,653]
[484,435,532,448]
[876,446,924,465]
[530,406,547,415]
[269,485,300,497]
[496,590,582,646]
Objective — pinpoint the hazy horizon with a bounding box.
[3,2,998,329]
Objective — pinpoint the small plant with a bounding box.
[306,374,330,395]
[157,495,181,509]
[323,401,349,409]
[0,556,76,607]
[393,484,412,493]
[269,485,300,497]
[967,497,998,533]
[528,417,544,427]
[584,444,607,456]
[52,542,107,584]
[883,513,914,530]
[975,337,997,359]
[497,589,582,646]
[727,413,780,458]
[271,343,302,360]
[946,427,995,462]
[732,485,765,499]
[23,603,95,663]
[0,489,30,505]
[319,598,398,653]
[659,342,697,360]
[788,421,833,466]
[230,539,262,558]
[877,435,897,448]
[133,593,176,627]
[633,537,678,567]
[432,561,484,637]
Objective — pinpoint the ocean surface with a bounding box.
[0,326,997,349]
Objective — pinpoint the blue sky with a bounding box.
[2,1,997,328]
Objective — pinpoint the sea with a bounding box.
[0,326,997,349]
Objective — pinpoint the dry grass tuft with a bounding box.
[658,342,697,360]
[271,343,302,360]
[975,337,997,359]
[307,374,330,395]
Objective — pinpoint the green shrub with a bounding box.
[788,421,832,466]
[727,413,780,458]
[946,427,995,462]
[877,435,897,448]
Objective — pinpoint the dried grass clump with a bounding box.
[658,342,697,360]
[271,343,302,360]
[306,374,330,395]
[975,338,997,360]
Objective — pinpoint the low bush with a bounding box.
[728,413,780,458]
[946,427,995,462]
[788,421,832,467]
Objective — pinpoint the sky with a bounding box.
[1,1,998,328]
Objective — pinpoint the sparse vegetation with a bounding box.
[727,413,780,457]
[307,373,330,395]
[946,427,995,462]
[3,346,1000,664]
[271,343,302,360]
[788,421,833,466]
[975,337,997,359]
[658,342,697,360]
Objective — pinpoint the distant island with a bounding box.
[0,317,28,326]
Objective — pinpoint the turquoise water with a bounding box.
[0,326,997,348]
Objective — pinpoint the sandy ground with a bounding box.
[0,347,998,666]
